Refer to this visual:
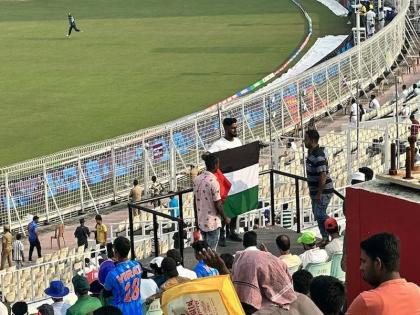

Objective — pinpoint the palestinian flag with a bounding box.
[214,141,260,218]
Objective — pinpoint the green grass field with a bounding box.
[0,0,349,166]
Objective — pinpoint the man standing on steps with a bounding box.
[67,13,82,38]
[208,117,243,246]
[193,154,230,251]
[304,130,334,242]
[74,218,90,249]
[28,215,42,261]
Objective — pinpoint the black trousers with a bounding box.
[220,216,238,240]
[68,25,80,36]
[29,238,42,261]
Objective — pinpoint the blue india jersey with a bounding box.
[168,198,179,217]
[104,260,143,315]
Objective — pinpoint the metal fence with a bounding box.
[0,0,411,232]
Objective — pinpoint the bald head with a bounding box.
[276,234,291,254]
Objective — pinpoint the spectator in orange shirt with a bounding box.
[346,233,420,315]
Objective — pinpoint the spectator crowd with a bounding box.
[1,227,419,315]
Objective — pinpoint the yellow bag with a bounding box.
[161,275,245,315]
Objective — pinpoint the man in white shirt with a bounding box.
[208,117,243,246]
[166,249,197,279]
[366,8,376,37]
[349,98,358,124]
[378,7,385,30]
[297,231,329,269]
[368,94,380,111]
[323,218,343,259]
[208,118,242,153]
[401,104,411,119]
[44,280,71,315]
[276,234,301,268]
[400,84,409,102]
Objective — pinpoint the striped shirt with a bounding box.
[12,240,24,261]
[306,146,334,196]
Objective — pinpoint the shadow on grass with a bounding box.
[17,37,76,41]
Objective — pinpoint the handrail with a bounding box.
[137,188,193,205]
[271,169,345,200]
[128,200,186,263]
[128,168,346,248]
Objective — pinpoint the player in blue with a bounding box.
[104,236,142,314]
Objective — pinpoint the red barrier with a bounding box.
[345,186,420,304]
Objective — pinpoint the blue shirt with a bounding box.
[28,221,38,242]
[168,198,179,218]
[194,260,219,278]
[104,260,143,315]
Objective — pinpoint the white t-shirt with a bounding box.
[325,237,344,259]
[177,265,197,280]
[401,106,411,118]
[350,102,357,115]
[0,302,7,315]
[208,137,242,153]
[299,247,329,269]
[366,10,376,23]
[140,278,159,302]
[52,301,71,315]
[369,98,380,110]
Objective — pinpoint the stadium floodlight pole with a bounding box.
[356,81,360,167]
[356,5,362,76]
[268,95,273,168]
[298,90,306,177]
[355,4,362,168]
[395,75,400,169]
[217,104,223,139]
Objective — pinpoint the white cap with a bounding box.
[352,172,365,182]
[150,256,164,268]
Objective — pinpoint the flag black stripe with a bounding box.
[213,141,260,173]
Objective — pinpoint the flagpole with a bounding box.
[299,91,306,177]
[395,76,400,169]
[268,95,274,168]
[217,104,223,139]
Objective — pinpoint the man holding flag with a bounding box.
[193,153,230,251]
[208,118,243,245]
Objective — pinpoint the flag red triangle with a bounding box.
[214,169,231,202]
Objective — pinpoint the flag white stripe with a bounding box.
[224,163,259,196]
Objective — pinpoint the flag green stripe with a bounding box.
[223,185,259,218]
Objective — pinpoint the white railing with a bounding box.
[0,0,411,232]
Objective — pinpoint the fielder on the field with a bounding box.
[67,13,81,37]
